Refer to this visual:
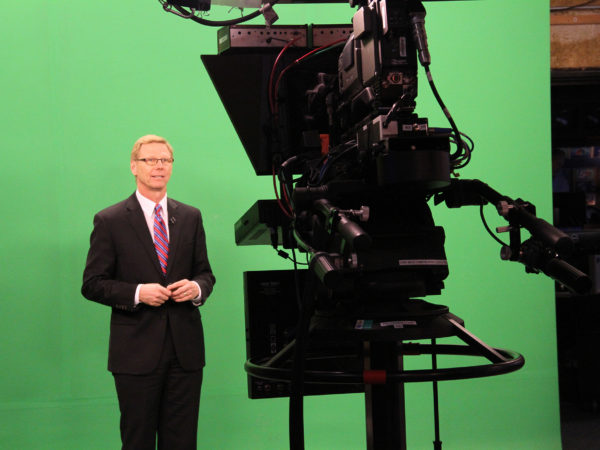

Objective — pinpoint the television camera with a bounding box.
[160,0,591,448]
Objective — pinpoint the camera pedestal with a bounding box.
[312,300,523,449]
[245,299,524,449]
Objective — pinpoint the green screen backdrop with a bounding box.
[0,1,555,449]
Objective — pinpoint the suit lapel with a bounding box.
[125,193,164,278]
[166,198,181,279]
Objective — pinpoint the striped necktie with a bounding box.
[153,204,169,276]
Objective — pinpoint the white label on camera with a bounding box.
[398,259,448,266]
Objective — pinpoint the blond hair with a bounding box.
[131,135,174,161]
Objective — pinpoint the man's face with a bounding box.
[130,142,173,196]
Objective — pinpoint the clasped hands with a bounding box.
[139,279,198,307]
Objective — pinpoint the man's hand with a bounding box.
[139,283,171,307]
[167,279,199,303]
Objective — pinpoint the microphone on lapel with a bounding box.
[170,216,176,226]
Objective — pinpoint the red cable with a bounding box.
[269,37,301,113]
[273,38,346,116]
[281,179,293,212]
[272,164,293,218]
[271,37,347,216]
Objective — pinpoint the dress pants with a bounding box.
[113,324,203,450]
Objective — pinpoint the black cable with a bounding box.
[278,156,299,214]
[449,131,474,169]
[292,247,303,309]
[274,247,309,265]
[291,257,309,266]
[313,141,357,185]
[480,204,508,247]
[461,131,474,151]
[424,65,465,164]
[174,4,261,26]
[162,0,281,27]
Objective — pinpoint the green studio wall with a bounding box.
[0,0,555,449]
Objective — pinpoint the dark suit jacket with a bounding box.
[82,193,215,374]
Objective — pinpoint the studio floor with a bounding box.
[561,401,600,449]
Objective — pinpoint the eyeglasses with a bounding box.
[135,158,174,166]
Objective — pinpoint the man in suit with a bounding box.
[82,134,215,450]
